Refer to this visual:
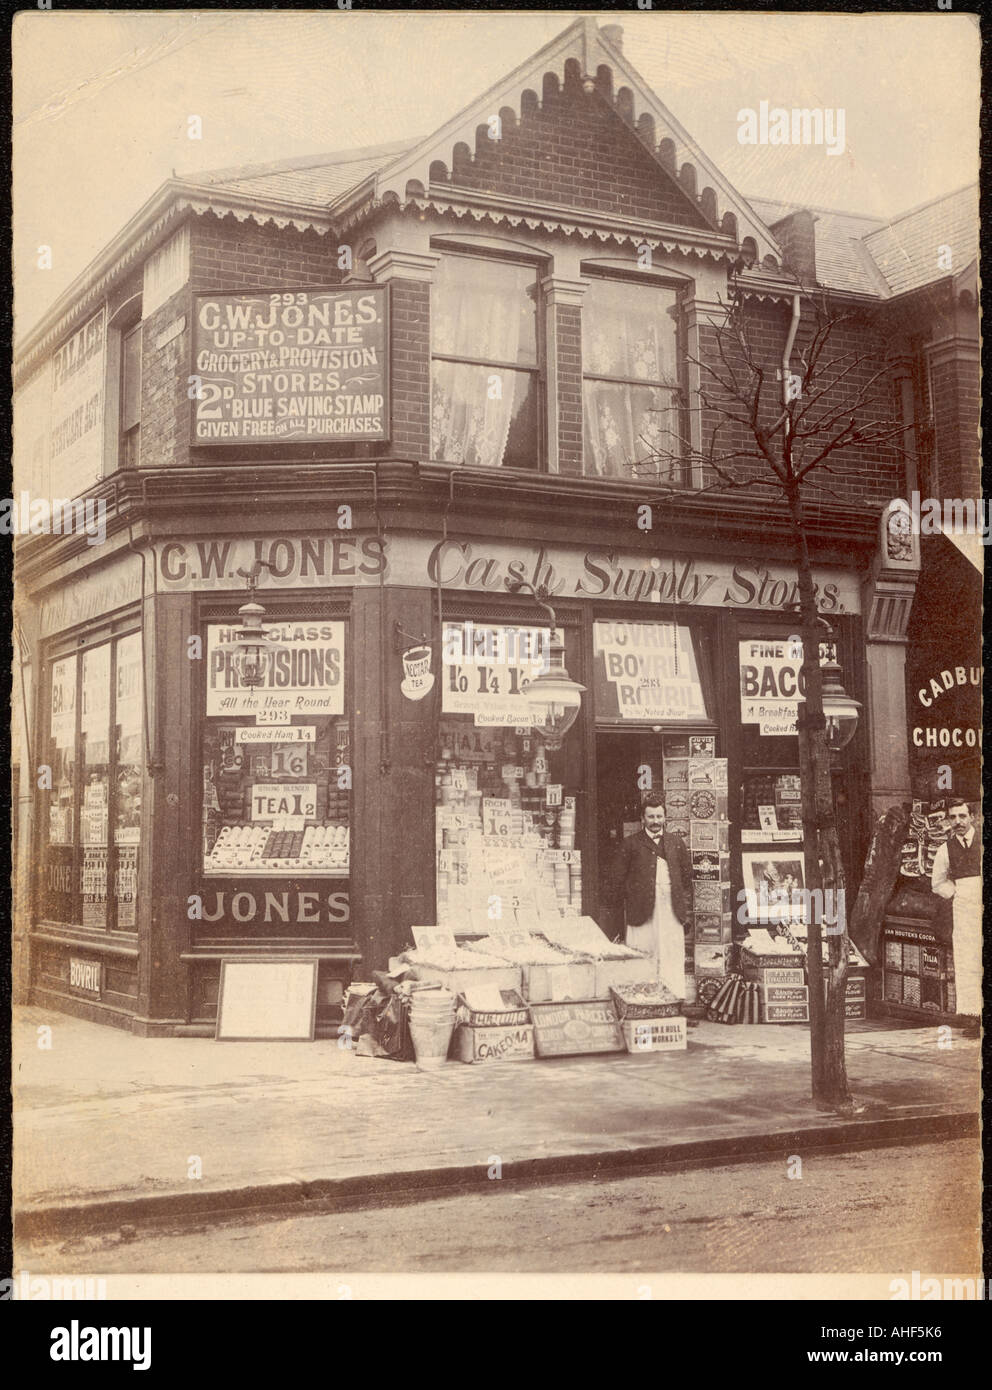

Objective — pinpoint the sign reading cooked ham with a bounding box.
[192,287,389,443]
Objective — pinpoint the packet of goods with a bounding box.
[541,914,646,959]
[463,933,566,965]
[402,944,512,971]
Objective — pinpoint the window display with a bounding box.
[42,633,143,929]
[202,718,350,875]
[435,719,581,930]
[201,616,349,876]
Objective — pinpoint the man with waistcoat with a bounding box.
[612,793,691,997]
[931,798,982,1036]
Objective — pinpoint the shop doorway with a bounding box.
[595,729,665,938]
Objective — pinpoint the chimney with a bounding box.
[601,24,624,53]
[768,209,817,285]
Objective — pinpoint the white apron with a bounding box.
[626,855,685,997]
[950,875,982,1017]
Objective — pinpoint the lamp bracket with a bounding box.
[393,621,430,654]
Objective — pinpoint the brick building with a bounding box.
[12,19,980,1033]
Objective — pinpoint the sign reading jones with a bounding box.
[192,288,388,443]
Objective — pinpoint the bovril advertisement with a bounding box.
[192,287,388,443]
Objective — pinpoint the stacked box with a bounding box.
[881,923,956,1014]
[610,980,683,1019]
[529,1000,626,1056]
[693,911,733,944]
[692,881,733,916]
[453,1024,535,1063]
[690,819,730,852]
[764,990,810,1023]
[694,943,733,978]
[691,850,731,883]
[621,1016,688,1052]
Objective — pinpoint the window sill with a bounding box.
[32,923,140,956]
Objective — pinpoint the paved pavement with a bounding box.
[12,1006,980,1240]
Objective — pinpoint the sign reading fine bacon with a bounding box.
[192,287,389,443]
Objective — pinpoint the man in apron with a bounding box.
[613,794,691,997]
[931,798,982,1037]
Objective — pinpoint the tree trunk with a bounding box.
[786,478,851,1109]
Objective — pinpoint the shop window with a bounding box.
[40,633,143,930]
[201,621,349,882]
[436,621,583,932]
[582,277,684,481]
[431,255,542,470]
[120,324,141,469]
[592,619,715,725]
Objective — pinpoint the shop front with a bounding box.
[20,494,886,1038]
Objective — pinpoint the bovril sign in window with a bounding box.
[191,287,389,443]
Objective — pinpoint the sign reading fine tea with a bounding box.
[192,287,389,443]
[442,621,551,725]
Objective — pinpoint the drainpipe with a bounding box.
[782,292,801,433]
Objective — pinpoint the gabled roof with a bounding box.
[343,17,783,266]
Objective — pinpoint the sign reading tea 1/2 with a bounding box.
[192,288,389,443]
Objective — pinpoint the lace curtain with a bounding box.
[431,259,535,469]
[583,280,681,480]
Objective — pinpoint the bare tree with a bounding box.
[634,278,907,1109]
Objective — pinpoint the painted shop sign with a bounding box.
[151,536,860,614]
[69,956,103,997]
[739,638,836,736]
[206,622,344,717]
[50,308,106,496]
[193,884,350,930]
[192,287,389,443]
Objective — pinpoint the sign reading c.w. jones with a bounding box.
[153,536,860,614]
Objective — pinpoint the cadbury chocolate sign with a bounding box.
[192,288,389,443]
[152,537,860,614]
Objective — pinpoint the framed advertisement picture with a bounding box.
[216,959,319,1041]
[741,851,807,924]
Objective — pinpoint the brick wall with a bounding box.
[388,278,431,459]
[140,285,192,469]
[190,213,337,295]
[697,300,903,508]
[555,302,583,474]
[439,76,710,229]
[930,354,980,499]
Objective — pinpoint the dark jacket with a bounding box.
[613,828,692,929]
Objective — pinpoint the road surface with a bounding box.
[18,1138,980,1278]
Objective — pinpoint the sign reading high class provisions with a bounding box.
[206,622,344,717]
[192,287,389,443]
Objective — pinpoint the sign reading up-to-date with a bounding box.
[192,287,389,444]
